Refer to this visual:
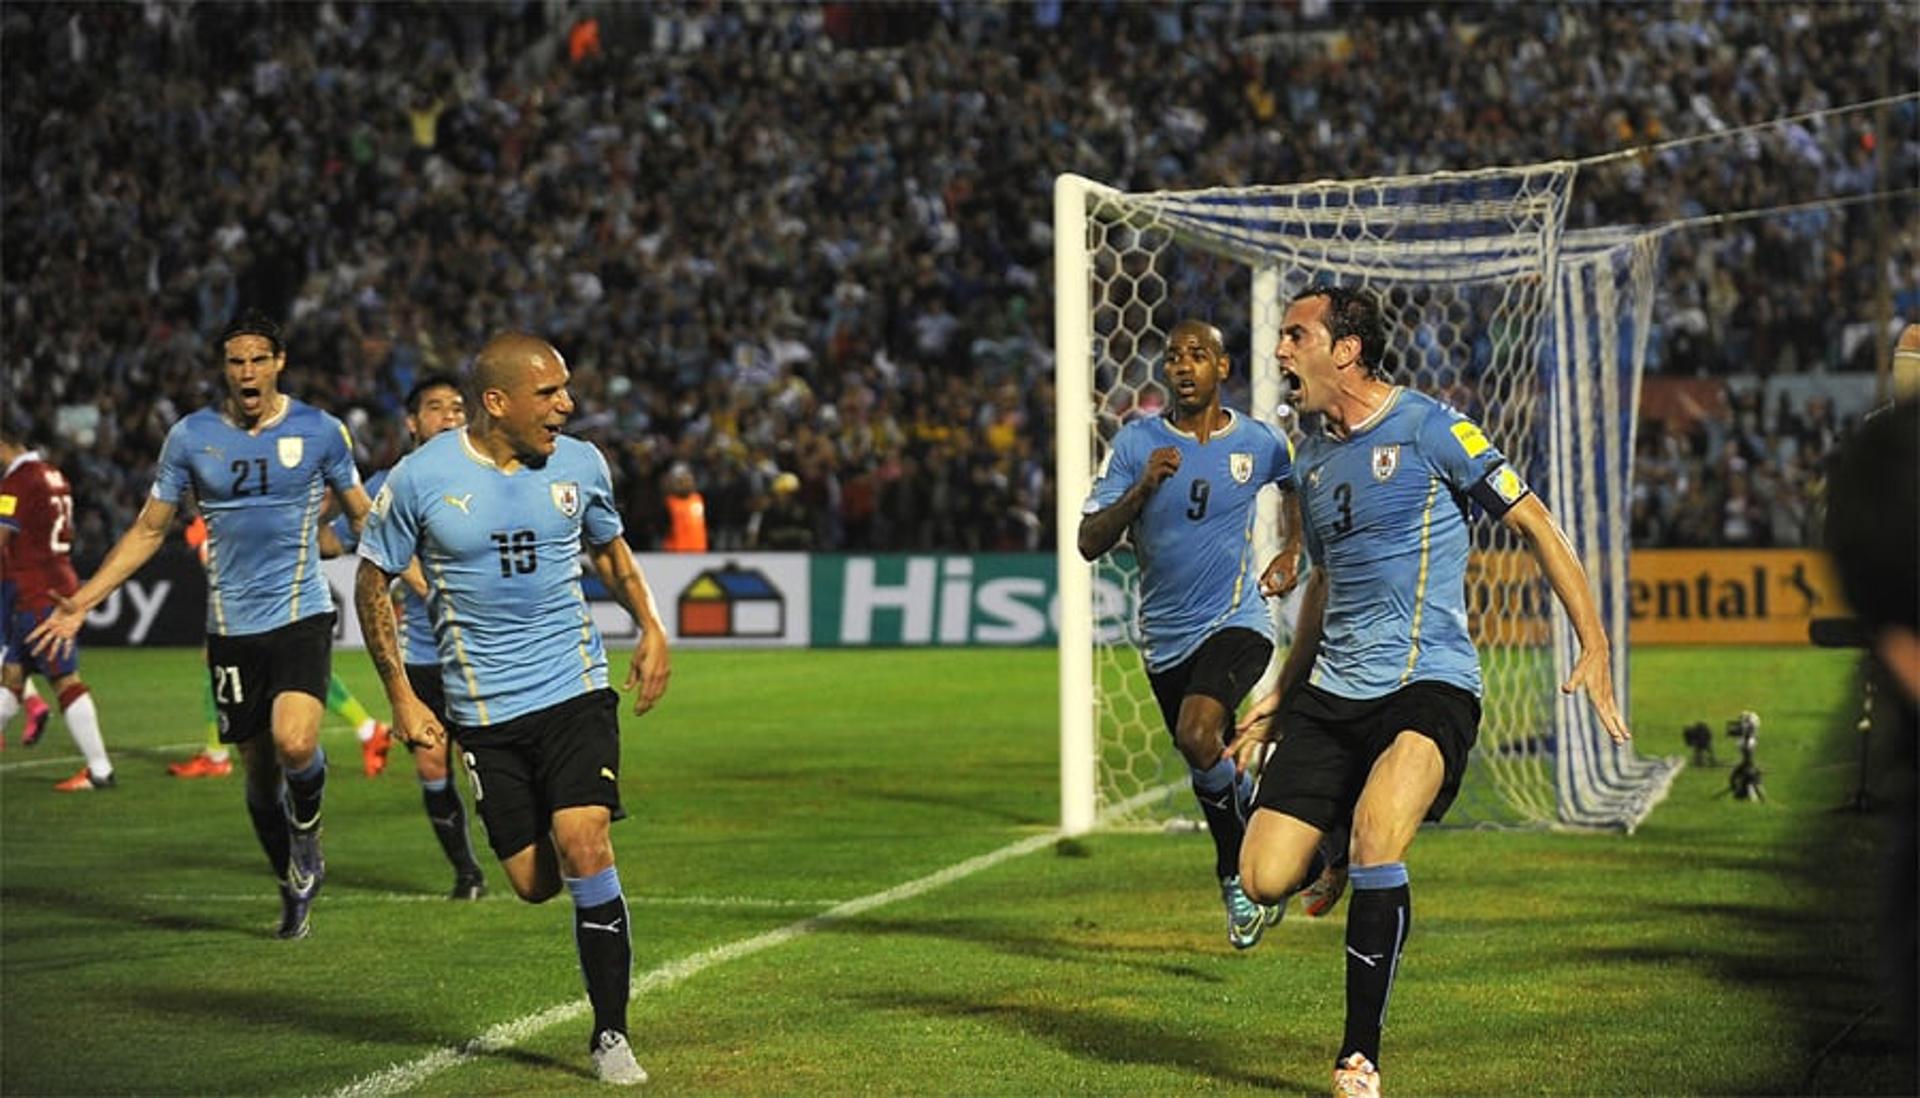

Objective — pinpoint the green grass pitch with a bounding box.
[1,646,1911,1095]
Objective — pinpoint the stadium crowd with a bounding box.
[3,1,1915,555]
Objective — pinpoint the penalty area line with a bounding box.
[321,827,1067,1098]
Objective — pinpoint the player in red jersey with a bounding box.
[0,429,115,790]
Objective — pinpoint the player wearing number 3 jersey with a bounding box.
[1229,287,1629,1097]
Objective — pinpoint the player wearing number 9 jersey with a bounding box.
[28,314,375,940]
[1079,319,1307,952]
[0,429,115,791]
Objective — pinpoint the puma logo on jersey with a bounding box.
[599,767,617,781]
[443,493,474,514]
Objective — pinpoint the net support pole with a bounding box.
[1250,265,1289,683]
[1055,173,1100,836]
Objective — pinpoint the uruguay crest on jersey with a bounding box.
[278,436,304,468]
[1371,444,1399,482]
[1230,452,1253,484]
[551,481,580,517]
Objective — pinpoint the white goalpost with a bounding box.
[1054,168,1681,835]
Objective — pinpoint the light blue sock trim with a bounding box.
[285,747,326,783]
[1190,756,1236,795]
[566,866,623,908]
[420,776,451,793]
[1351,862,1409,890]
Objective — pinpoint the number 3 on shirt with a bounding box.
[1332,483,1354,535]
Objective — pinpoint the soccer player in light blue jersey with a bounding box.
[1227,287,1630,1097]
[1079,319,1306,951]
[30,315,375,940]
[356,332,669,1087]
[325,373,486,900]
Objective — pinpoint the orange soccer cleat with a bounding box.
[362,722,393,777]
[55,767,117,792]
[168,751,233,778]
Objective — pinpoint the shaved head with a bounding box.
[1169,319,1225,354]
[465,331,577,467]
[473,332,565,399]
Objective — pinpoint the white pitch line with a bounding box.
[323,781,1184,1098]
[0,741,204,773]
[322,828,1064,1098]
[0,722,429,774]
[139,892,843,910]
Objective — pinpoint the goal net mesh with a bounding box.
[1068,166,1680,832]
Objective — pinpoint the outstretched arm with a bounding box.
[1504,494,1631,743]
[586,537,671,716]
[28,496,177,661]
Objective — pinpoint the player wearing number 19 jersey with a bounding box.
[357,333,670,1086]
[0,429,115,790]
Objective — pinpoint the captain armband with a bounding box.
[1467,462,1531,519]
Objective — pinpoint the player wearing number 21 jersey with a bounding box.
[28,316,376,941]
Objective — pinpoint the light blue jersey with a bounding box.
[152,399,361,637]
[1084,409,1295,673]
[335,468,437,666]
[357,429,623,727]
[1295,388,1527,700]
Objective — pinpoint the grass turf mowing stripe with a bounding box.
[325,779,1188,1097]
[322,829,1064,1097]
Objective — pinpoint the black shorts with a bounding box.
[454,689,625,861]
[1147,628,1275,741]
[405,663,450,731]
[1252,680,1481,831]
[205,613,334,744]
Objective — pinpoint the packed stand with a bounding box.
[2,1,1914,555]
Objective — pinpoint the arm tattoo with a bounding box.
[354,560,408,688]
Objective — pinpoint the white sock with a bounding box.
[357,717,378,743]
[23,679,44,704]
[62,692,112,778]
[0,687,19,732]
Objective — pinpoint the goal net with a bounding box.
[1053,168,1681,835]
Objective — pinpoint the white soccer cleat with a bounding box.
[591,1030,649,1086]
[1333,1052,1381,1098]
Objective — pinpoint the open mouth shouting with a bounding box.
[1280,367,1305,405]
